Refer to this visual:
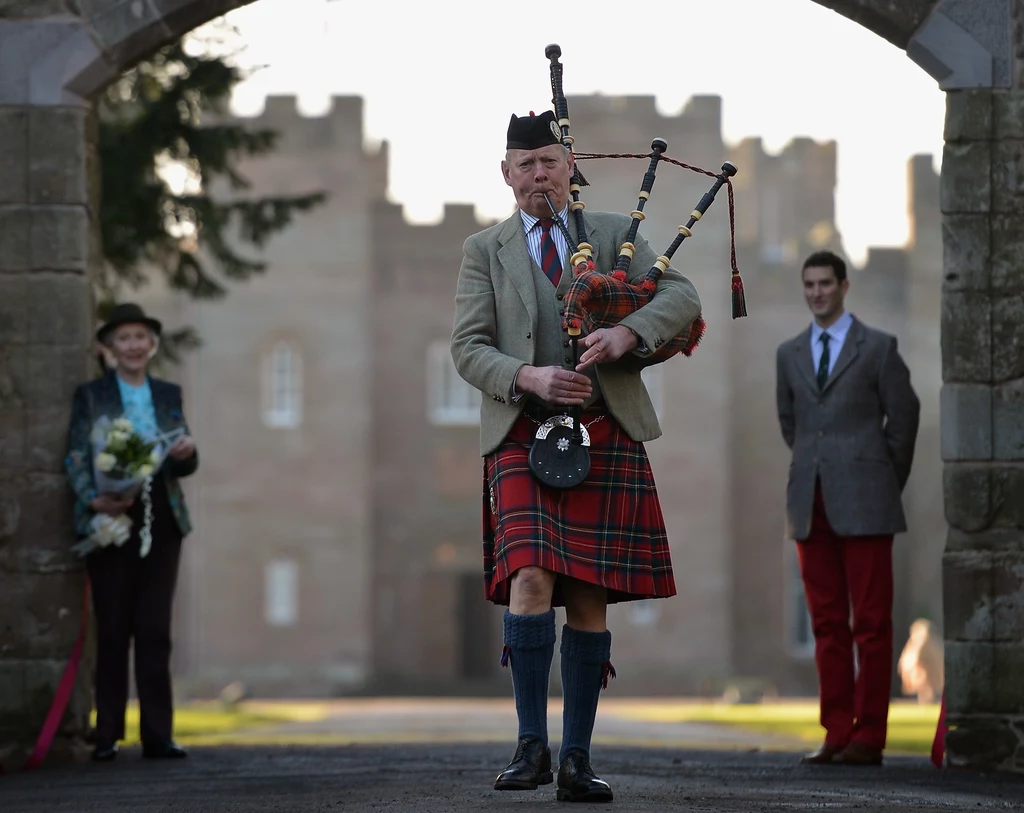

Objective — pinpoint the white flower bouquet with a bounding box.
[71,417,177,559]
[92,416,160,497]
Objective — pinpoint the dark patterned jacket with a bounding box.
[64,370,198,538]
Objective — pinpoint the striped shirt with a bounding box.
[520,205,571,270]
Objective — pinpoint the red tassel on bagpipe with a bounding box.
[601,660,616,690]
[731,272,748,320]
[727,181,747,320]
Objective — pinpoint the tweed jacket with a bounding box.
[452,209,702,457]
[64,370,199,538]
[775,315,920,540]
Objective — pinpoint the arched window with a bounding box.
[264,558,299,627]
[262,340,303,429]
[786,543,814,658]
[641,365,664,420]
[427,340,479,426]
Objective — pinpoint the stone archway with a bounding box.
[0,0,1020,771]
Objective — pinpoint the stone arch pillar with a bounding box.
[0,0,259,769]
[0,0,1021,771]
[917,0,1024,772]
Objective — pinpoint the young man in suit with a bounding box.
[451,110,701,801]
[776,251,920,766]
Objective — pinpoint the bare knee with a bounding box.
[509,567,556,614]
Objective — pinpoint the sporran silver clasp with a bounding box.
[528,413,591,489]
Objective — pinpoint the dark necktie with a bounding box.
[537,218,563,287]
[817,332,831,390]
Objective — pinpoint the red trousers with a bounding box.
[796,485,894,750]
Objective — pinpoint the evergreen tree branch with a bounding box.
[98,25,328,358]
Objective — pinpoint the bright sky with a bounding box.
[218,0,946,266]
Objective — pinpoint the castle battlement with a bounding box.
[565,93,723,156]
[732,134,837,162]
[372,200,495,234]
[566,93,721,125]
[908,154,939,210]
[231,94,380,155]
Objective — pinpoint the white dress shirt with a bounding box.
[520,205,571,270]
[810,309,854,377]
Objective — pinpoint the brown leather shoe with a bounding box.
[838,741,883,765]
[799,742,846,765]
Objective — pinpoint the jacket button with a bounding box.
[526,332,532,339]
[557,294,563,301]
[565,356,572,364]
[563,340,570,347]
[559,309,565,316]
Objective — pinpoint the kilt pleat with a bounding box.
[482,410,676,606]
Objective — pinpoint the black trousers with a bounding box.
[85,479,183,745]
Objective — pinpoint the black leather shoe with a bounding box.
[142,740,188,759]
[556,750,613,803]
[493,737,554,790]
[91,741,119,761]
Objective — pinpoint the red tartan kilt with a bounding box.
[482,409,676,606]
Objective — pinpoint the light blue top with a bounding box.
[116,375,159,442]
[810,310,853,377]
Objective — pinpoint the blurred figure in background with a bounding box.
[776,251,920,767]
[898,619,944,704]
[65,303,199,762]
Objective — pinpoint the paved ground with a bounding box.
[3,744,1023,812]
[1,699,1022,812]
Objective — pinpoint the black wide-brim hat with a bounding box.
[507,110,563,151]
[96,302,162,343]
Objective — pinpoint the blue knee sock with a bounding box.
[559,625,613,764]
[502,609,556,745]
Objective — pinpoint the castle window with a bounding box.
[761,244,787,265]
[625,599,661,627]
[263,340,303,429]
[786,543,814,658]
[427,340,479,426]
[641,365,664,421]
[265,558,299,627]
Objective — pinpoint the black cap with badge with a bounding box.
[506,110,563,151]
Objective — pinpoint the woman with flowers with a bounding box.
[64,303,199,762]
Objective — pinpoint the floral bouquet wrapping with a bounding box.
[71,416,176,559]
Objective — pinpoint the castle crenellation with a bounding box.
[232,94,383,155]
[564,93,723,127]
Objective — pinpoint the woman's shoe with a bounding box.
[91,741,119,761]
[142,740,188,759]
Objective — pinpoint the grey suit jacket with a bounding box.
[452,209,702,456]
[775,316,920,540]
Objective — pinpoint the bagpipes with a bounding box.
[527,44,747,491]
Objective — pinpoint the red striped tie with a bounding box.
[537,218,563,287]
